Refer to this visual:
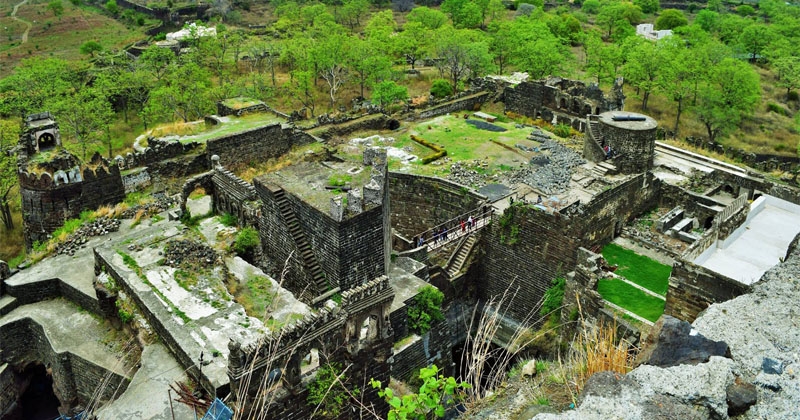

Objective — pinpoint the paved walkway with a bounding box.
[609,274,666,301]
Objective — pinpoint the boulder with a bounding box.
[634,315,730,368]
[727,377,757,416]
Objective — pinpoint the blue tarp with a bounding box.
[202,398,234,420]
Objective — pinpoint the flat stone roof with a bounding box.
[258,160,375,214]
[694,195,800,284]
[599,111,658,131]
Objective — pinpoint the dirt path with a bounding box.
[11,0,32,44]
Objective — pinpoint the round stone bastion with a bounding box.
[599,111,657,174]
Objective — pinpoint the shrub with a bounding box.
[582,0,600,14]
[307,363,358,418]
[540,277,566,320]
[371,365,469,420]
[767,102,790,116]
[220,213,238,227]
[736,4,755,16]
[788,91,799,101]
[430,79,453,99]
[552,123,572,138]
[655,9,689,30]
[408,285,444,334]
[234,227,260,256]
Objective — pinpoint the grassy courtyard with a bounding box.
[601,243,672,295]
[597,278,666,323]
[596,243,672,323]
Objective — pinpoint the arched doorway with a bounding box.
[38,133,56,151]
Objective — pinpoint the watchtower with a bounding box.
[20,112,62,157]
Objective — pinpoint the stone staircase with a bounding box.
[589,120,604,147]
[591,161,618,177]
[446,235,478,278]
[273,188,328,296]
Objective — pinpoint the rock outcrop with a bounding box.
[535,239,800,420]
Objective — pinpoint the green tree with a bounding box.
[657,38,697,135]
[633,0,658,14]
[584,32,623,84]
[622,38,661,110]
[406,6,448,30]
[337,0,369,31]
[596,1,641,41]
[0,58,73,117]
[144,61,213,123]
[307,363,358,419]
[47,0,64,17]
[441,0,483,28]
[52,88,113,161]
[739,24,775,63]
[348,40,392,99]
[0,120,20,230]
[694,58,760,142]
[581,0,600,14]
[316,34,350,110]
[655,9,688,30]
[736,4,755,17]
[79,40,103,57]
[774,56,800,98]
[371,365,470,420]
[434,27,495,92]
[407,285,444,334]
[372,80,408,107]
[394,22,431,70]
[105,0,118,15]
[430,79,453,98]
[511,17,573,79]
[694,10,719,33]
[287,70,316,117]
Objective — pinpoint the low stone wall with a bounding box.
[415,91,491,120]
[121,168,151,193]
[664,260,750,322]
[2,278,101,316]
[391,318,452,383]
[206,123,315,169]
[308,114,389,140]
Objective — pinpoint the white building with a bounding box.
[636,23,672,41]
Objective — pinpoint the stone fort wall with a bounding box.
[388,172,487,242]
[206,123,316,169]
[503,77,624,131]
[480,173,660,324]
[19,161,125,249]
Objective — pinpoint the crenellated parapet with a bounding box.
[227,275,394,413]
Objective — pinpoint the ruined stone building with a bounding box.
[1,77,799,419]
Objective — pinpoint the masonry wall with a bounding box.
[599,122,655,174]
[206,123,314,169]
[2,277,101,316]
[212,168,260,228]
[253,180,313,298]
[388,172,486,240]
[481,173,660,325]
[664,260,750,322]
[0,364,17,419]
[503,78,623,131]
[416,91,491,120]
[20,164,125,249]
[391,321,452,383]
[0,317,128,413]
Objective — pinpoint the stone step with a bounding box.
[0,295,18,316]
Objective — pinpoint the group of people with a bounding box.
[416,214,483,248]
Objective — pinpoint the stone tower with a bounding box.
[17,114,125,249]
[584,111,657,174]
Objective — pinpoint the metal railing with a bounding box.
[412,206,494,251]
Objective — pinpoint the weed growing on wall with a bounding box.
[371,365,469,420]
[498,201,528,245]
[408,285,444,334]
[234,227,260,255]
[540,277,566,322]
[307,362,359,419]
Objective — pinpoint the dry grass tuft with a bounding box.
[150,121,206,138]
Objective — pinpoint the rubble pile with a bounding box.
[509,140,585,194]
[56,218,121,255]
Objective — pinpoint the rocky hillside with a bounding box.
[536,238,800,419]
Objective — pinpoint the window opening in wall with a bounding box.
[301,348,320,375]
[704,216,715,229]
[38,133,56,151]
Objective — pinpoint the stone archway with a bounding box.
[38,132,56,151]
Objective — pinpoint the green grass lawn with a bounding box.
[597,278,666,323]
[602,243,672,295]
